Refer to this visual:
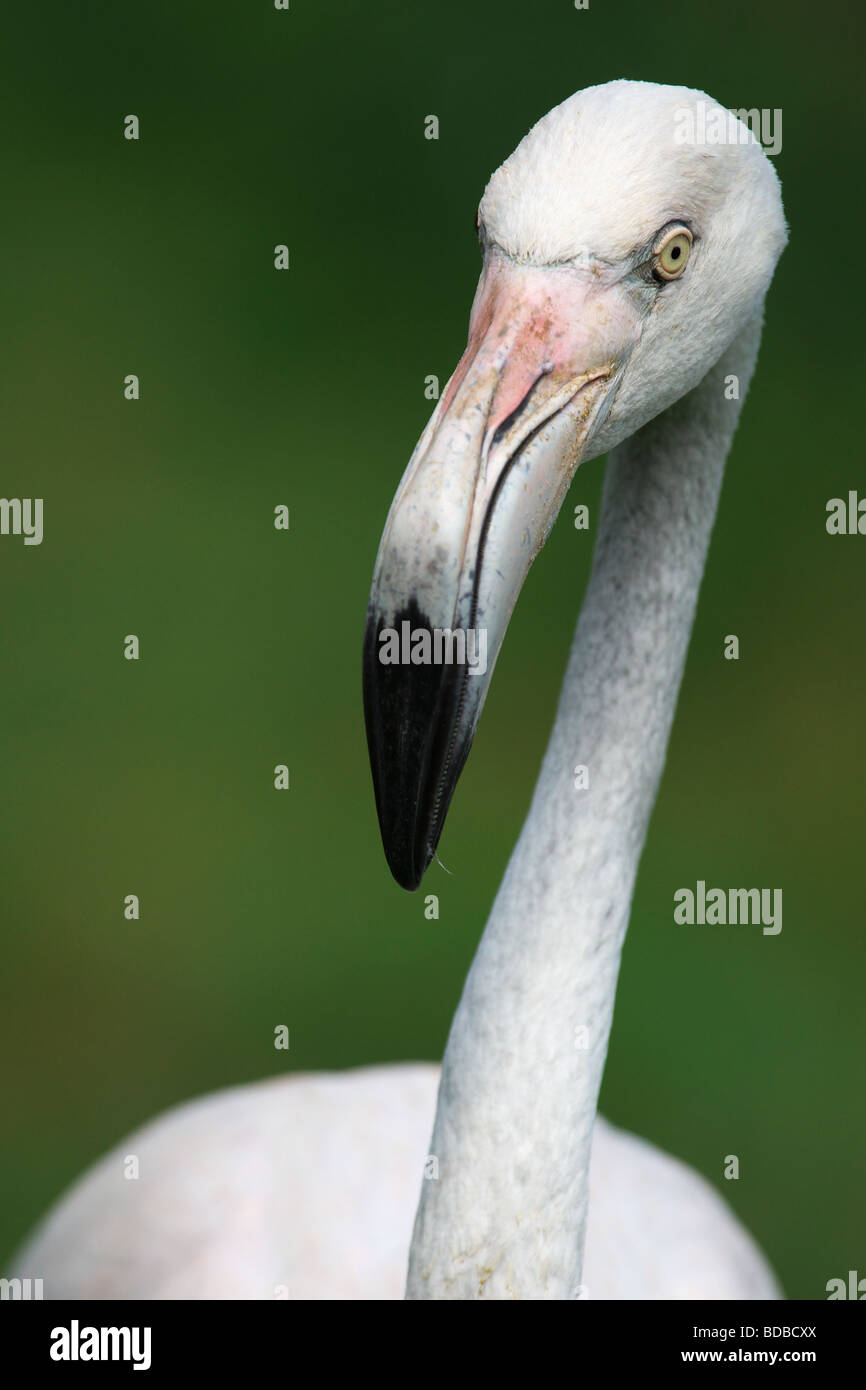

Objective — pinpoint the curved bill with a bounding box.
[363,252,640,890]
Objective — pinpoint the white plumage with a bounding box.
[15,1066,778,1299]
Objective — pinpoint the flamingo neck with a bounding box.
[405,312,763,1300]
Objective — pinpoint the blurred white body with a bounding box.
[13,1064,778,1299]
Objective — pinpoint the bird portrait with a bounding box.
[2,0,862,1324]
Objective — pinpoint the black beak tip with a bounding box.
[363,600,470,893]
[383,831,428,894]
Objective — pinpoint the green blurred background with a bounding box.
[1,0,863,1298]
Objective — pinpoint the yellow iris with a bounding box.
[654,229,692,280]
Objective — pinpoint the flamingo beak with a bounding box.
[363,253,640,890]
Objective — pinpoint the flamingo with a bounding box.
[10,79,786,1300]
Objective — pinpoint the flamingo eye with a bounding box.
[653,227,692,281]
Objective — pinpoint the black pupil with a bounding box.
[671,245,681,259]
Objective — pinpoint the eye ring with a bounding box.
[653,227,693,281]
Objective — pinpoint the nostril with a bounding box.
[487,368,552,455]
